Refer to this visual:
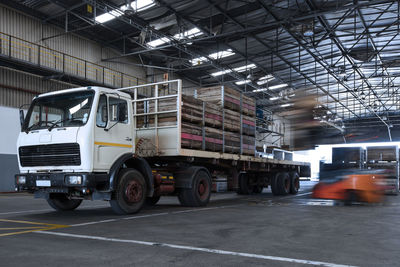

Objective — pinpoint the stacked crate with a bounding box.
[197,86,256,155]
[241,95,256,156]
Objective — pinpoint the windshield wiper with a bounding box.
[48,117,85,131]
[25,121,43,133]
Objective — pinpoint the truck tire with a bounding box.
[178,169,211,207]
[146,196,161,206]
[289,172,300,194]
[238,174,253,195]
[276,172,290,195]
[110,169,147,215]
[270,173,279,196]
[47,194,82,211]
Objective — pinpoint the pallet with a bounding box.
[242,135,255,156]
[181,122,202,149]
[205,127,223,152]
[204,102,223,128]
[197,86,241,112]
[242,94,256,117]
[224,131,240,154]
[224,109,241,133]
[242,114,256,136]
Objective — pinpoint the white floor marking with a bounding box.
[36,231,358,267]
[280,192,312,199]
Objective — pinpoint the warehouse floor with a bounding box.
[0,182,399,267]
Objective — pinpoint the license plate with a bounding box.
[36,180,51,187]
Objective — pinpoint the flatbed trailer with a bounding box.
[15,80,310,214]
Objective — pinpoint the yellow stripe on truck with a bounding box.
[94,141,133,148]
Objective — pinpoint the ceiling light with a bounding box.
[234,64,256,72]
[235,80,251,85]
[190,49,235,65]
[211,69,232,77]
[269,83,288,90]
[252,88,268,92]
[269,96,280,101]
[280,103,293,108]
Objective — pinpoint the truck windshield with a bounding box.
[23,90,95,132]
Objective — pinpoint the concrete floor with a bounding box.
[0,182,399,267]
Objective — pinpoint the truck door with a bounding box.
[93,94,133,171]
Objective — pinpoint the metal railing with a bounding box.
[0,31,145,88]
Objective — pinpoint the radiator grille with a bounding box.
[19,143,81,167]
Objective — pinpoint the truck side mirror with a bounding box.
[19,110,25,128]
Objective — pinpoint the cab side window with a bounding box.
[96,94,108,128]
[109,97,128,124]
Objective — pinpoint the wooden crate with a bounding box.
[242,135,255,155]
[204,102,223,128]
[242,114,256,136]
[224,131,240,154]
[181,122,202,149]
[181,95,203,125]
[197,86,241,112]
[242,95,256,117]
[205,127,223,152]
[224,109,241,133]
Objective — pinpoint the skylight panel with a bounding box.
[95,0,155,24]
[190,49,235,65]
[147,28,203,48]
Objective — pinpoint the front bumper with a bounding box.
[15,172,108,194]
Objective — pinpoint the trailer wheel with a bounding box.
[276,172,290,195]
[289,172,300,194]
[47,194,82,211]
[237,174,253,195]
[110,169,146,215]
[178,170,211,207]
[271,173,279,196]
[146,196,161,206]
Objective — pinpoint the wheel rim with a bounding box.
[125,180,143,203]
[197,178,209,201]
[294,178,300,190]
[284,178,290,191]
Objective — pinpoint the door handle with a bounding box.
[125,137,132,141]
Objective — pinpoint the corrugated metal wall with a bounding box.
[0,4,146,82]
[0,67,75,108]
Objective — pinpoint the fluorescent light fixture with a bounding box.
[269,96,280,101]
[190,49,235,65]
[235,80,251,85]
[280,103,293,108]
[257,74,275,85]
[234,63,256,72]
[95,0,156,23]
[252,88,268,92]
[211,69,232,77]
[211,63,257,77]
[147,27,203,48]
[95,9,122,23]
[269,83,288,90]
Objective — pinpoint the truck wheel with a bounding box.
[271,173,279,196]
[146,196,161,206]
[178,170,211,207]
[238,174,253,195]
[110,169,147,215]
[47,194,82,211]
[289,172,300,194]
[276,172,290,195]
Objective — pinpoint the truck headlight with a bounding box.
[65,175,82,185]
[16,176,26,184]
